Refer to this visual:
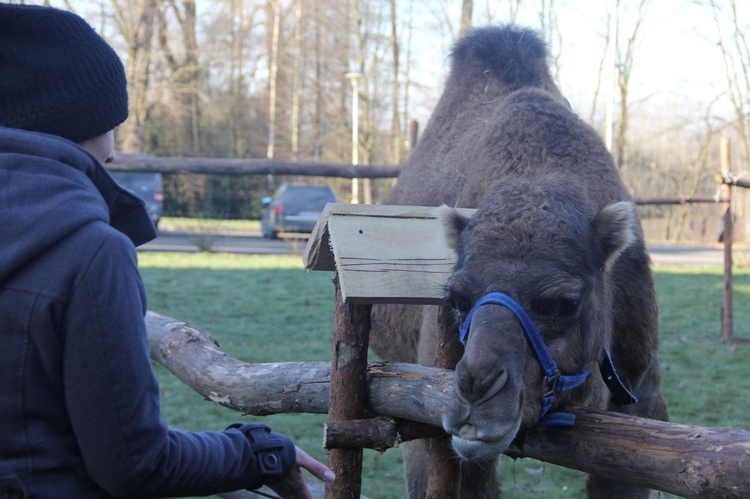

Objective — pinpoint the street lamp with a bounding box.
[345,72,364,204]
[604,0,618,152]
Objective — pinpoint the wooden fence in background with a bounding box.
[111,138,741,342]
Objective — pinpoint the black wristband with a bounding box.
[226,423,296,489]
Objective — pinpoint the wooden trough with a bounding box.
[147,203,750,498]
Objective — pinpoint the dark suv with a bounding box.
[110,172,164,229]
[261,183,338,239]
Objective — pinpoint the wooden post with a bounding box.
[720,137,734,342]
[325,418,444,451]
[326,273,372,498]
[425,308,464,498]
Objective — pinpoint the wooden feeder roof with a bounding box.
[303,203,475,305]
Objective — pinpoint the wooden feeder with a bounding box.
[304,203,474,499]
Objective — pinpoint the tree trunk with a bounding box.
[313,1,323,161]
[175,0,201,155]
[389,0,401,166]
[402,1,414,153]
[458,0,472,38]
[266,0,281,160]
[537,0,562,87]
[115,0,157,153]
[614,0,648,171]
[291,0,302,161]
[351,0,372,204]
[589,6,612,127]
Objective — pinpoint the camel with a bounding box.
[370,25,669,498]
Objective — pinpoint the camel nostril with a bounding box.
[458,424,477,440]
[457,363,510,404]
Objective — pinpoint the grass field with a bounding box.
[137,252,750,498]
[159,217,261,234]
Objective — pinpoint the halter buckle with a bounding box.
[543,370,560,399]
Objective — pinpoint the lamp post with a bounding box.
[345,72,364,204]
[604,0,618,152]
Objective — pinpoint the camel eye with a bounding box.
[557,298,578,318]
[533,297,578,319]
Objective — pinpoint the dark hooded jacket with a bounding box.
[0,127,295,498]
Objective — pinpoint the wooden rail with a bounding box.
[111,153,401,179]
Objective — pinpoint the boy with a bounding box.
[0,4,333,497]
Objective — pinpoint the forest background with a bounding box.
[20,0,750,242]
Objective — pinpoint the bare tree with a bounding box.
[459,0,473,38]
[266,0,282,160]
[613,0,649,172]
[159,0,201,155]
[706,0,750,170]
[429,1,458,41]
[673,98,726,240]
[704,0,750,241]
[537,0,562,87]
[230,1,263,158]
[589,5,613,127]
[306,0,355,165]
[483,0,521,24]
[401,0,414,153]
[111,0,158,153]
[291,0,302,160]
[312,0,324,161]
[388,0,401,164]
[350,0,391,203]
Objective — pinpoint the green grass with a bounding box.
[159,216,261,234]
[140,252,406,497]
[138,253,750,498]
[653,266,750,429]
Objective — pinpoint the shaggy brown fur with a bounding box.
[370,26,668,498]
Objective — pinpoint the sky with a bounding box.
[405,0,737,127]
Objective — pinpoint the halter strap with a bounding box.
[458,292,591,427]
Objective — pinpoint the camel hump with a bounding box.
[450,25,552,90]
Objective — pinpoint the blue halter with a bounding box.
[458,292,591,427]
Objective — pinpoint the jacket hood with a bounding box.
[0,126,157,284]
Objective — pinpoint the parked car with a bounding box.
[109,172,164,229]
[261,183,338,239]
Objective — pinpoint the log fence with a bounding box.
[146,311,750,498]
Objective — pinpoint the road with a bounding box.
[140,231,310,255]
[647,244,724,266]
[140,231,726,266]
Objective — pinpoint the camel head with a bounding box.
[440,174,636,461]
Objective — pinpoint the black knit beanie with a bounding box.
[0,4,128,143]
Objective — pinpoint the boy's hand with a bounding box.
[267,446,335,499]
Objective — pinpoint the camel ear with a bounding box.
[593,201,637,269]
[439,204,470,250]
